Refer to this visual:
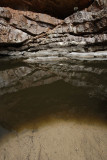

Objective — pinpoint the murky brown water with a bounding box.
[0,58,107,160]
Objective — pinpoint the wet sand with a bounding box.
[0,120,107,160]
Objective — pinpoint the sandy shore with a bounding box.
[0,120,107,160]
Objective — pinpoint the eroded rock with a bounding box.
[0,0,107,55]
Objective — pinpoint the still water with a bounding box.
[0,57,107,160]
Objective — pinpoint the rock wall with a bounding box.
[0,0,107,56]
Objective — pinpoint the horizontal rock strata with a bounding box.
[0,0,107,56]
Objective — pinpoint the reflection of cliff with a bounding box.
[0,64,61,96]
[0,60,107,98]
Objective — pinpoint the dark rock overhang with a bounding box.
[0,0,94,19]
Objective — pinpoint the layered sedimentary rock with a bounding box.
[0,0,107,56]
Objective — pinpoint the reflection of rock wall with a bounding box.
[0,60,107,99]
[0,0,107,55]
[0,64,61,96]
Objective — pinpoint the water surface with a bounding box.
[0,58,107,160]
[0,58,107,133]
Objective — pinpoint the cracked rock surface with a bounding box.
[0,0,107,56]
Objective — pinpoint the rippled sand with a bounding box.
[0,121,107,160]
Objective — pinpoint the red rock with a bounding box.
[0,0,107,54]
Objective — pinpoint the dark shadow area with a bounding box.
[0,0,94,19]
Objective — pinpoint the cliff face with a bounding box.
[0,0,107,56]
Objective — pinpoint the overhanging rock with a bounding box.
[0,0,107,56]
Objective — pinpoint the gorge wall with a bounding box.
[0,0,107,56]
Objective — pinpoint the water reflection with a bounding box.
[0,59,106,134]
[0,57,107,160]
